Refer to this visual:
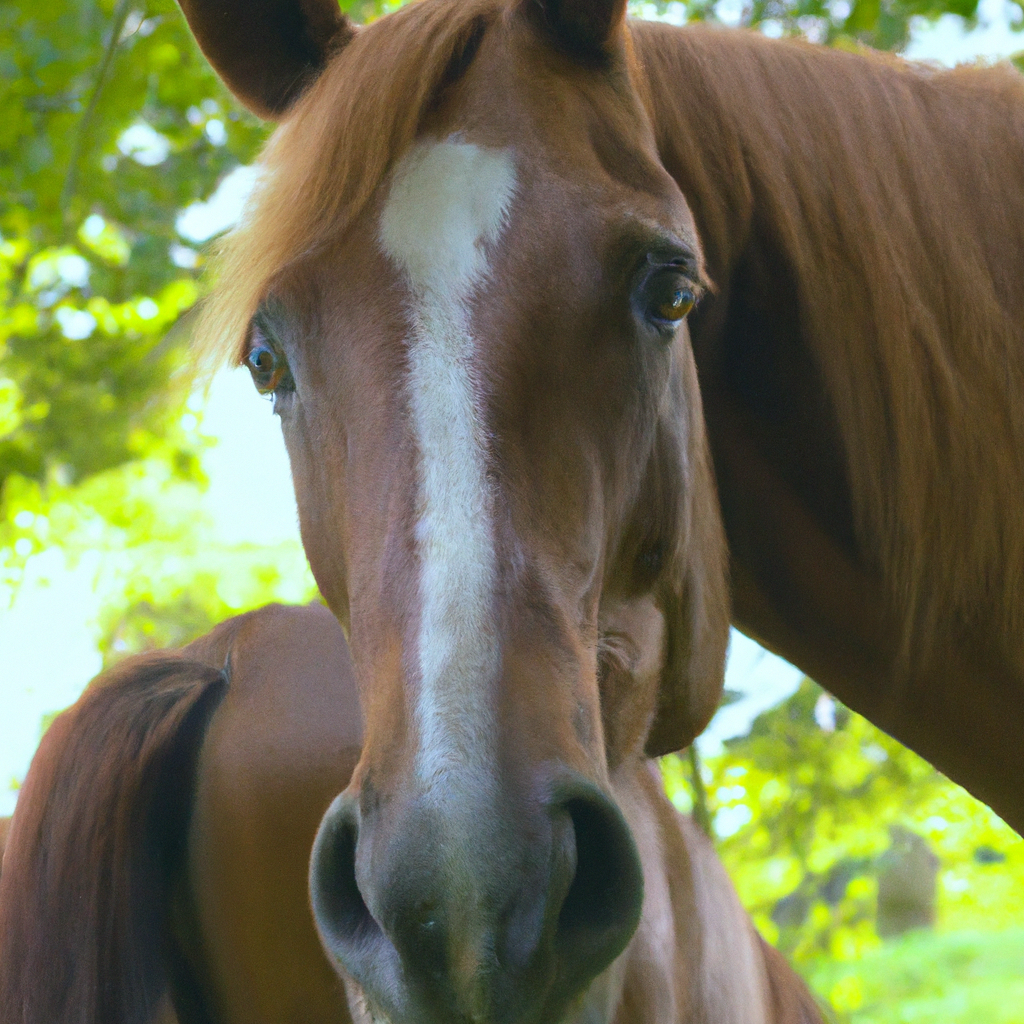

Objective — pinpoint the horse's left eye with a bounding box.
[245,340,292,395]
[642,269,696,329]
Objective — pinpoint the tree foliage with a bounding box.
[0,0,404,586]
[640,0,1018,51]
[663,680,1024,1018]
[0,0,264,494]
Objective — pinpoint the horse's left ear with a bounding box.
[645,434,731,758]
[524,0,629,60]
[176,0,355,119]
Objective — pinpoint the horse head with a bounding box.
[183,0,729,1020]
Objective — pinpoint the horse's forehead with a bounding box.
[379,137,517,297]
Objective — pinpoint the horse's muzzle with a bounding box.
[309,774,644,1024]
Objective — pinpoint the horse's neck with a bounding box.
[667,806,822,1024]
[674,812,770,1024]
[604,764,771,1024]
[635,19,1024,734]
[630,22,760,287]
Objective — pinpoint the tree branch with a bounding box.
[688,744,714,839]
[60,0,133,224]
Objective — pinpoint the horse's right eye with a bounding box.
[640,268,697,332]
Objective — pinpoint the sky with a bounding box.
[2,4,1023,817]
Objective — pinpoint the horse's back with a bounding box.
[176,602,360,1023]
[0,602,358,1024]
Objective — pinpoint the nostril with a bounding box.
[310,794,379,953]
[310,796,412,1023]
[554,787,644,983]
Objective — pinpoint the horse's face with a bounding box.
[185,0,728,1021]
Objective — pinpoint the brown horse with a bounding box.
[0,603,820,1024]
[170,0,1023,1019]
[0,603,359,1024]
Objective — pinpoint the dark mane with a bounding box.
[634,21,1024,661]
[196,0,503,369]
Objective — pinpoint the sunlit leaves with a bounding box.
[0,0,407,533]
[631,0,1015,51]
[0,0,257,521]
[663,678,1024,989]
[810,928,1024,1022]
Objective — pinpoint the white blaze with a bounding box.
[379,139,516,790]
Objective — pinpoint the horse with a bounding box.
[168,0,1023,1019]
[0,603,821,1024]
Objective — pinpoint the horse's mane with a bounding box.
[633,22,1024,662]
[195,0,502,370]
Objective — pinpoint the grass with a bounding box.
[808,928,1024,1023]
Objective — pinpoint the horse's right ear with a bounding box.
[523,0,629,60]
[176,0,355,119]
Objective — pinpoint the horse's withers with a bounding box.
[179,0,730,1021]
